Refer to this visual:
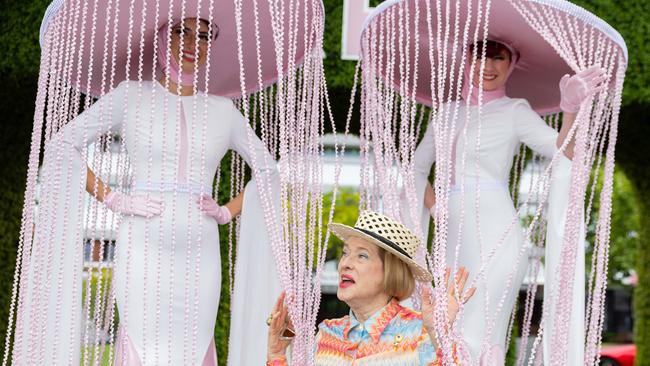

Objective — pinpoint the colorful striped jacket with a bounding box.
[268,298,443,365]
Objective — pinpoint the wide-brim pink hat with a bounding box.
[360,0,627,115]
[39,0,324,98]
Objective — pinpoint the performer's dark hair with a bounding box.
[470,40,512,61]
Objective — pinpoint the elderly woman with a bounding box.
[266,210,475,365]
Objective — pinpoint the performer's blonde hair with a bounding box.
[382,249,415,300]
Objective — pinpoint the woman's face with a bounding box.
[337,237,386,307]
[471,48,511,91]
[170,18,210,73]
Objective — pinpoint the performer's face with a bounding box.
[472,48,511,91]
[170,18,210,73]
[337,237,386,307]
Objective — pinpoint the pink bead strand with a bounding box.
[116,0,141,364]
[49,1,83,363]
[84,1,115,364]
[101,1,124,362]
[1,15,55,366]
[130,0,152,362]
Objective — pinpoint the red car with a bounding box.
[599,344,635,366]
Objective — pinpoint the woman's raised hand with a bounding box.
[559,66,608,113]
[445,267,475,325]
[197,195,232,224]
[422,267,476,334]
[104,191,163,218]
[267,291,294,361]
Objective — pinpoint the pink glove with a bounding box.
[197,195,232,225]
[559,66,607,113]
[104,191,163,218]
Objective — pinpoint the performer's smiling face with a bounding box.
[472,46,511,91]
[337,237,386,307]
[170,18,211,73]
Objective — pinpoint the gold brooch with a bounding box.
[393,334,403,350]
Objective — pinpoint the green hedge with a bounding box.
[214,153,234,363]
[616,103,650,366]
[0,74,37,357]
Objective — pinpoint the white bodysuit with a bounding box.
[43,80,280,366]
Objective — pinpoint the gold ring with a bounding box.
[266,314,273,326]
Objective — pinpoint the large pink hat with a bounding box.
[360,0,627,115]
[39,0,324,97]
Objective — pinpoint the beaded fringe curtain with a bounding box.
[231,0,342,362]
[355,0,626,365]
[3,0,337,365]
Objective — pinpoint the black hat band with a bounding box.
[354,227,412,260]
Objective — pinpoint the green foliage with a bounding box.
[80,268,116,366]
[504,309,519,366]
[0,12,47,353]
[585,169,639,283]
[81,344,112,366]
[321,1,362,133]
[214,153,236,365]
[0,0,50,77]
[0,9,45,345]
[321,188,360,260]
[633,195,650,366]
[570,0,650,106]
[614,102,650,366]
[81,268,115,327]
[322,1,356,91]
[0,74,36,357]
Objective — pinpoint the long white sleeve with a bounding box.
[512,99,558,159]
[227,105,282,366]
[228,105,279,181]
[402,119,437,240]
[51,81,128,151]
[19,82,129,365]
[413,119,437,177]
[543,152,584,366]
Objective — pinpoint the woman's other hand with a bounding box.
[197,195,232,224]
[267,291,293,361]
[444,267,475,325]
[104,191,163,218]
[422,267,476,334]
[559,66,607,113]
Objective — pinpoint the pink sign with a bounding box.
[341,0,375,60]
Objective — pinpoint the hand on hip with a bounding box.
[104,191,163,218]
[197,195,232,224]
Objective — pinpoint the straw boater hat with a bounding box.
[329,210,432,282]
